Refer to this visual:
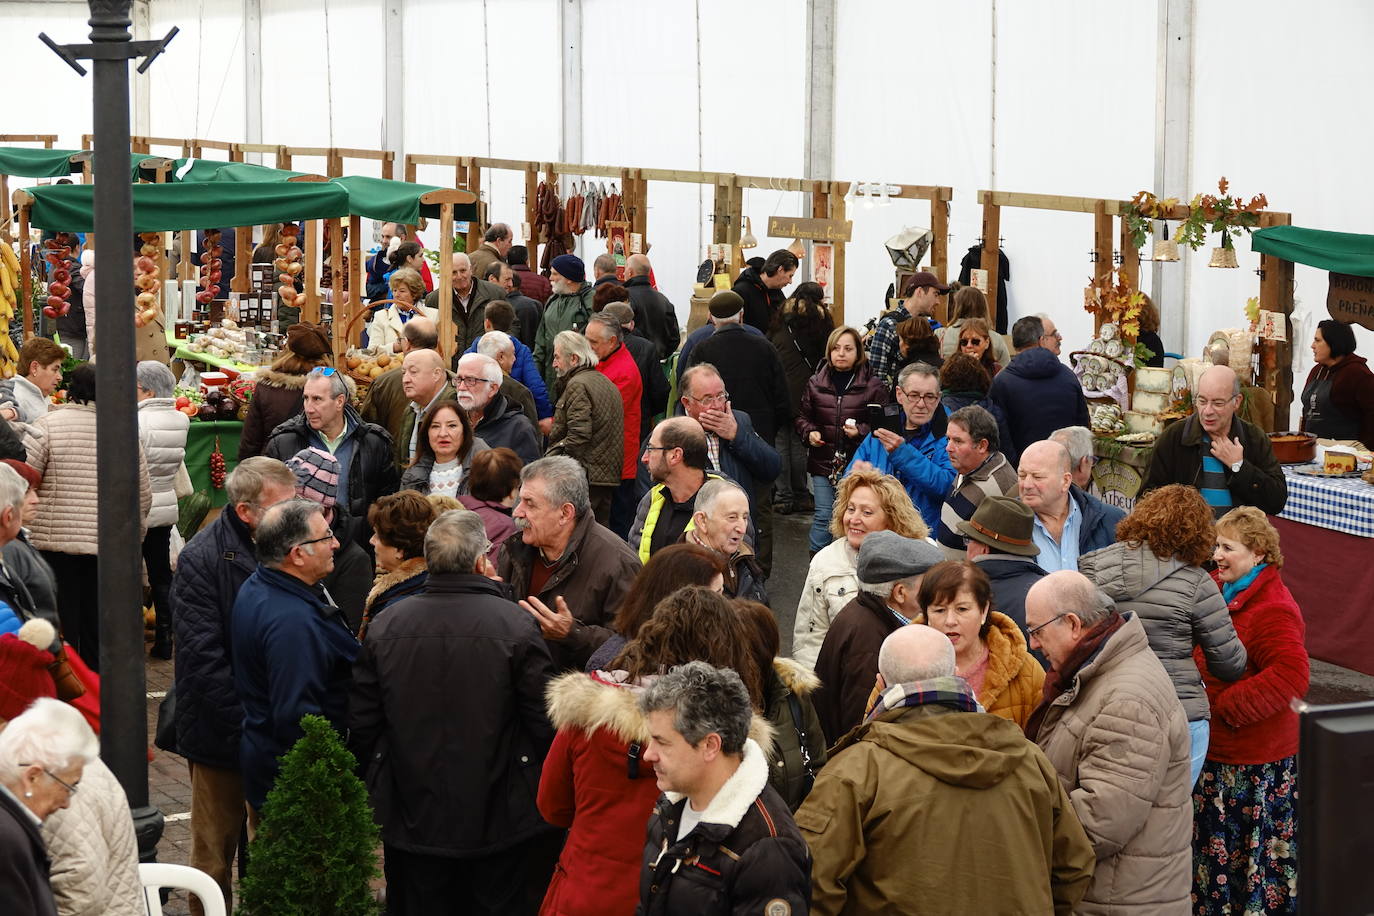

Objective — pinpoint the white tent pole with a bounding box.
[1153,0,1195,355]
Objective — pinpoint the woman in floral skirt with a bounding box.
[1192,507,1309,915]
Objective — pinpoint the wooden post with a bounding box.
[232,227,251,294]
[831,182,847,325]
[328,216,344,324]
[405,156,418,184]
[979,200,1001,303]
[382,151,395,181]
[465,159,482,253]
[524,166,539,247]
[177,229,191,289]
[438,203,455,364]
[302,220,320,322]
[712,178,730,245]
[18,198,31,342]
[1258,212,1295,429]
[346,213,363,357]
[930,195,949,284]
[1119,215,1139,297]
[1093,200,1112,336]
[726,178,744,277]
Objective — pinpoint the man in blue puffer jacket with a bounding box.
[847,363,955,530]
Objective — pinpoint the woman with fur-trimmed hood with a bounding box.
[237,322,332,459]
[538,587,766,916]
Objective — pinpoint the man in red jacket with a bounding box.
[585,312,643,539]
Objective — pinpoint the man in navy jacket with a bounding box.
[231,499,359,812]
[989,315,1090,465]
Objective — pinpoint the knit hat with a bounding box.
[0,459,40,491]
[0,619,58,722]
[956,495,1040,557]
[286,322,331,361]
[550,254,585,284]
[286,447,340,510]
[856,530,945,585]
[708,290,745,320]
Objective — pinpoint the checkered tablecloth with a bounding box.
[1278,465,1374,538]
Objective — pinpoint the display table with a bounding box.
[1271,465,1374,676]
[185,420,243,508]
[165,327,259,379]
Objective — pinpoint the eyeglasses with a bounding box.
[959,338,986,347]
[19,766,79,796]
[685,393,730,406]
[1026,613,1069,639]
[899,390,941,403]
[295,533,337,550]
[454,375,493,388]
[1042,330,1063,340]
[643,445,674,453]
[1196,397,1238,410]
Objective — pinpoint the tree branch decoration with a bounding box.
[1083,268,1146,340]
[1121,191,1180,251]
[1177,177,1267,251]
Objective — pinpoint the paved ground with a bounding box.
[138,505,1373,911]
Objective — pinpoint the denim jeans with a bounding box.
[809,474,836,553]
[1188,718,1210,787]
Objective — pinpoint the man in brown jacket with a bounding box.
[798,625,1094,915]
[1024,570,1192,915]
[501,456,641,671]
[467,222,511,281]
[545,330,624,525]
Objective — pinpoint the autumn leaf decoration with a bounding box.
[1083,268,1146,340]
[1176,177,1267,251]
[1121,191,1181,250]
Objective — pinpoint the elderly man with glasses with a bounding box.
[454,352,542,465]
[1141,365,1287,517]
[265,367,399,549]
[671,364,780,521]
[847,362,956,530]
[231,499,359,820]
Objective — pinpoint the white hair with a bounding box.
[554,330,599,369]
[0,463,26,513]
[0,698,99,782]
[1050,426,1094,466]
[693,477,748,516]
[476,331,515,361]
[458,351,503,385]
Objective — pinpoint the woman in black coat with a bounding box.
[768,283,834,515]
[795,325,889,553]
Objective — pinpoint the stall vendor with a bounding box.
[1301,319,1374,448]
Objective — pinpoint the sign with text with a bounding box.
[1327,272,1374,330]
[767,216,853,243]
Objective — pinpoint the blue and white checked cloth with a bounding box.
[1278,465,1374,539]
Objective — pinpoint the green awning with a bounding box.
[25,181,351,233]
[0,147,85,178]
[1251,225,1374,277]
[329,175,479,224]
[149,158,309,183]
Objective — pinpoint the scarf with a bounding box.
[866,675,982,722]
[1221,562,1267,603]
[1023,609,1125,740]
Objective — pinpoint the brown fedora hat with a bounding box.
[956,495,1040,557]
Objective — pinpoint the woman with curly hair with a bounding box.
[1078,484,1248,785]
[538,586,762,916]
[791,468,929,670]
[367,266,435,353]
[581,542,726,672]
[1192,507,1308,916]
[940,353,1013,463]
[360,491,438,637]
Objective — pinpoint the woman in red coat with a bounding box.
[537,587,763,916]
[795,325,889,553]
[1193,506,1309,916]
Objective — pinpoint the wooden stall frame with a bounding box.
[976,189,1294,425]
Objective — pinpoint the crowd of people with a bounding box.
[2,230,1369,916]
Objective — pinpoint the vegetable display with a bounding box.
[42,234,77,319]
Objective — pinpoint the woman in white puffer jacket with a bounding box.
[136,361,188,659]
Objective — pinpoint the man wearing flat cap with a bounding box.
[682,290,789,575]
[867,270,950,386]
[811,529,946,744]
[957,495,1047,648]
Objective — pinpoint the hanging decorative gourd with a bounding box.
[42,234,78,319]
[275,223,303,309]
[197,228,225,304]
[134,232,162,328]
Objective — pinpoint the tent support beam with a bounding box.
[1152,0,1194,357]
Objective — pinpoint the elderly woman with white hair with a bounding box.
[546,330,625,526]
[0,693,104,916]
[136,360,189,659]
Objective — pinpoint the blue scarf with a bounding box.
[1222,562,1267,603]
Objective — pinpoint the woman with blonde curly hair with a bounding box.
[1193,507,1308,916]
[366,266,434,353]
[791,468,929,669]
[1078,483,1248,785]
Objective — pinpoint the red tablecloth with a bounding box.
[1270,515,1374,676]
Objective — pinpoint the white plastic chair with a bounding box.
[139,862,225,916]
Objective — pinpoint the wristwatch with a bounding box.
[1230,459,1243,473]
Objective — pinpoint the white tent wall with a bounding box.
[147,0,245,145]
[1190,0,1374,427]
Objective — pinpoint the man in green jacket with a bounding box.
[796,625,1094,916]
[424,252,504,358]
[533,254,595,388]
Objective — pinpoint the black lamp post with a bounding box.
[40,0,178,863]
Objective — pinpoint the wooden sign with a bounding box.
[767,216,853,243]
[1327,272,1374,330]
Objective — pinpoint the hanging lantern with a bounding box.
[787,238,806,260]
[884,226,934,270]
[739,216,757,250]
[1151,224,1180,262]
[1209,234,1238,268]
